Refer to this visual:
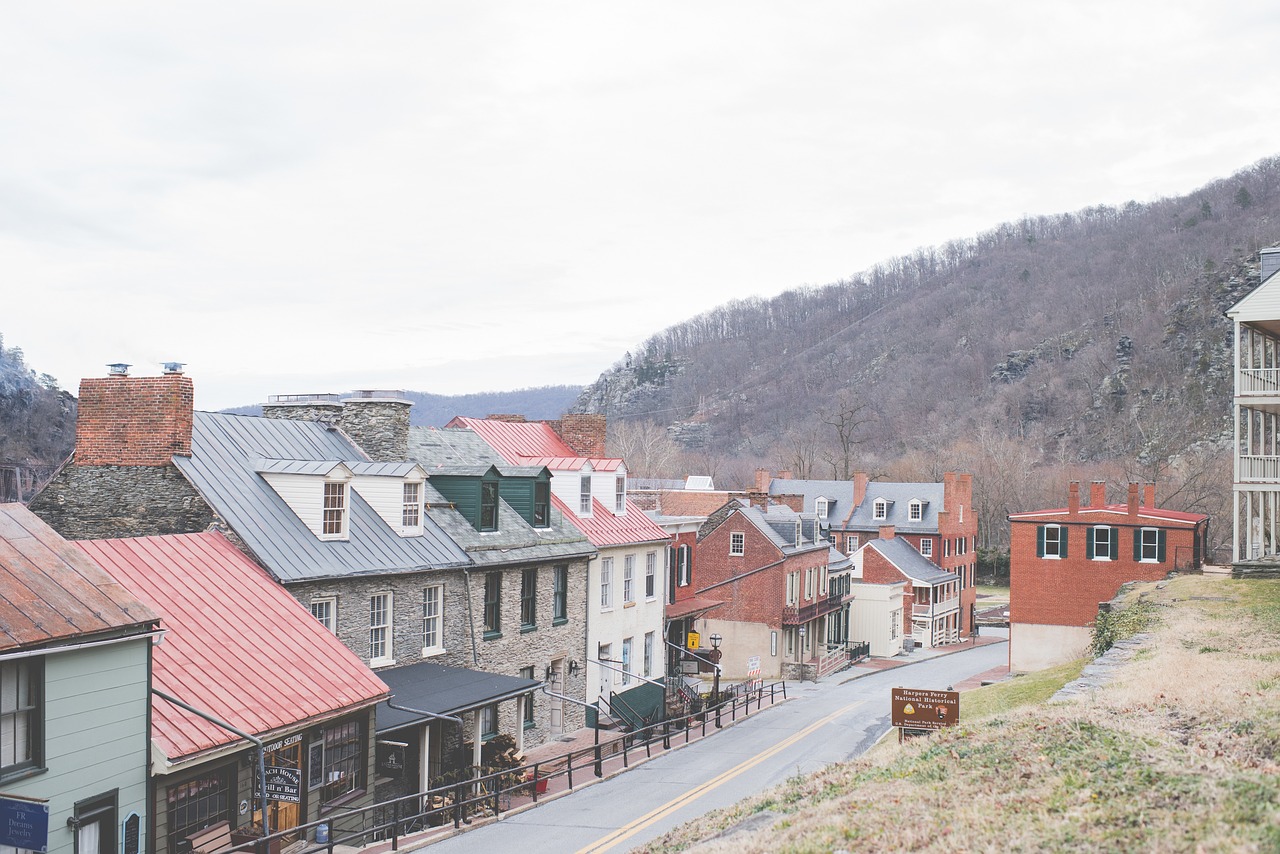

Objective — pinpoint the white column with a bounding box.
[472,710,483,770]
[515,697,525,753]
[419,724,431,793]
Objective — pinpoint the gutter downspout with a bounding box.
[153,688,271,837]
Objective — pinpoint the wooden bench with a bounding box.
[185,821,233,854]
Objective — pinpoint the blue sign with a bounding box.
[0,796,49,853]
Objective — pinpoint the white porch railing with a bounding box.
[911,595,959,618]
[1239,455,1280,481]
[1239,368,1280,394]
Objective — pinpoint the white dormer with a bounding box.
[256,459,356,541]
[907,498,927,522]
[614,473,627,515]
[872,497,889,520]
[349,462,429,537]
[815,497,830,520]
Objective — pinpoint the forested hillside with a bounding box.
[0,337,76,500]
[578,158,1280,555]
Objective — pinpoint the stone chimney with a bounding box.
[853,471,869,508]
[75,368,194,465]
[1068,482,1080,515]
[339,391,412,463]
[555,413,607,458]
[1261,246,1280,283]
[1090,481,1107,507]
[1127,482,1140,517]
[263,393,343,427]
[879,524,895,540]
[1143,483,1156,507]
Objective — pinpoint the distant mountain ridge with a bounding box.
[224,385,584,427]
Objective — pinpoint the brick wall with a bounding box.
[695,515,828,626]
[553,414,607,458]
[75,374,194,465]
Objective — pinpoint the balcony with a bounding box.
[911,593,959,618]
[1239,455,1280,482]
[1239,367,1280,395]
[782,591,844,626]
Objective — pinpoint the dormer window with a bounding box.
[533,480,550,528]
[873,498,888,521]
[323,482,347,538]
[815,498,829,520]
[615,476,626,513]
[402,482,421,528]
[908,500,923,522]
[580,475,592,514]
[480,480,499,532]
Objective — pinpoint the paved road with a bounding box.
[424,641,1008,854]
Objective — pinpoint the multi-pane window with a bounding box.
[615,476,626,513]
[320,720,362,805]
[729,532,745,556]
[623,556,635,604]
[480,704,498,739]
[402,482,421,528]
[323,482,346,536]
[579,475,593,514]
[621,638,632,685]
[422,586,443,654]
[521,568,537,628]
[815,498,828,519]
[786,572,800,606]
[908,500,923,521]
[645,552,657,599]
[643,632,654,678]
[520,667,535,727]
[369,594,391,662]
[166,768,231,853]
[484,572,502,636]
[480,480,499,531]
[553,565,568,623]
[600,558,613,608]
[533,481,550,528]
[919,538,933,558]
[0,660,39,776]
[1089,526,1119,560]
[1041,525,1064,558]
[310,598,336,634]
[846,535,859,555]
[1140,528,1160,562]
[873,499,887,520]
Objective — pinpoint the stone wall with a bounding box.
[339,397,411,462]
[29,463,217,540]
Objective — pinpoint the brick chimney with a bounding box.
[755,468,770,493]
[1127,482,1140,517]
[555,414,607,458]
[1143,483,1156,507]
[1068,482,1080,515]
[1090,481,1106,507]
[75,368,194,466]
[879,524,895,540]
[485,414,528,423]
[853,471,869,508]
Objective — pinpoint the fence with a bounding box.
[218,682,789,854]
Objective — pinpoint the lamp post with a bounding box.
[709,633,723,728]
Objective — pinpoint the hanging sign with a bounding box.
[0,795,48,852]
[262,766,302,803]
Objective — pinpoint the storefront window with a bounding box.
[167,767,231,853]
[320,720,363,804]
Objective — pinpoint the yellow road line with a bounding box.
[575,700,864,854]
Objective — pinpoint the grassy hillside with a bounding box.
[640,576,1280,852]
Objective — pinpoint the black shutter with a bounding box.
[1109,527,1120,560]
[1157,530,1167,563]
[1060,527,1068,558]
[1086,527,1095,559]
[1133,529,1142,561]
[1037,525,1045,558]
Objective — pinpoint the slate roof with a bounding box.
[730,504,827,556]
[0,504,158,651]
[866,537,958,586]
[376,661,540,734]
[771,478,946,534]
[174,412,472,583]
[78,532,388,762]
[423,483,594,566]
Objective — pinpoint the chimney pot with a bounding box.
[107,363,130,377]
[162,362,185,375]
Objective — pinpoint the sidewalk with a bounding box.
[840,632,1008,684]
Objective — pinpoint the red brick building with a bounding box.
[1008,481,1210,671]
[853,526,962,651]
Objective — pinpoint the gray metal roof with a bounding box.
[376,660,539,733]
[868,537,958,586]
[253,458,347,476]
[770,478,946,534]
[174,412,473,583]
[349,461,422,477]
[733,504,827,556]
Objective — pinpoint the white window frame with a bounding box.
[846,535,859,555]
[643,632,654,677]
[786,571,800,606]
[623,555,635,604]
[1092,525,1113,561]
[600,557,614,609]
[310,597,337,634]
[422,585,444,655]
[1140,527,1160,562]
[615,476,626,513]
[621,637,632,685]
[815,498,828,520]
[369,593,393,665]
[729,532,745,556]
[402,481,422,529]
[805,568,814,600]
[322,481,347,539]
[677,544,691,587]
[1043,524,1063,559]
[908,500,922,521]
[580,475,593,514]
[919,538,933,558]
[873,499,887,520]
[645,551,657,599]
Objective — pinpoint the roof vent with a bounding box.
[107,363,131,377]
[162,362,185,375]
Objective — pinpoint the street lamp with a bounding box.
[709,633,723,728]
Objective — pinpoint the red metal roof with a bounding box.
[0,504,158,651]
[551,495,671,548]
[77,532,388,762]
[665,596,726,620]
[449,417,623,471]
[1008,504,1207,525]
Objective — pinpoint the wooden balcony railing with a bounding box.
[782,592,844,626]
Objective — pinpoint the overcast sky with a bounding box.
[3,2,1278,411]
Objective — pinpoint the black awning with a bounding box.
[376,660,540,734]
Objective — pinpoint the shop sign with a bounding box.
[377,740,407,777]
[891,687,959,731]
[686,631,700,650]
[0,795,48,852]
[263,766,302,803]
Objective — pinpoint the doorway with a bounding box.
[549,657,565,735]
[73,791,117,854]
[257,737,303,841]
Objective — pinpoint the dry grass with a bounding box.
[638,576,1280,853]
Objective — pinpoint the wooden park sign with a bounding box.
[891,687,959,731]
